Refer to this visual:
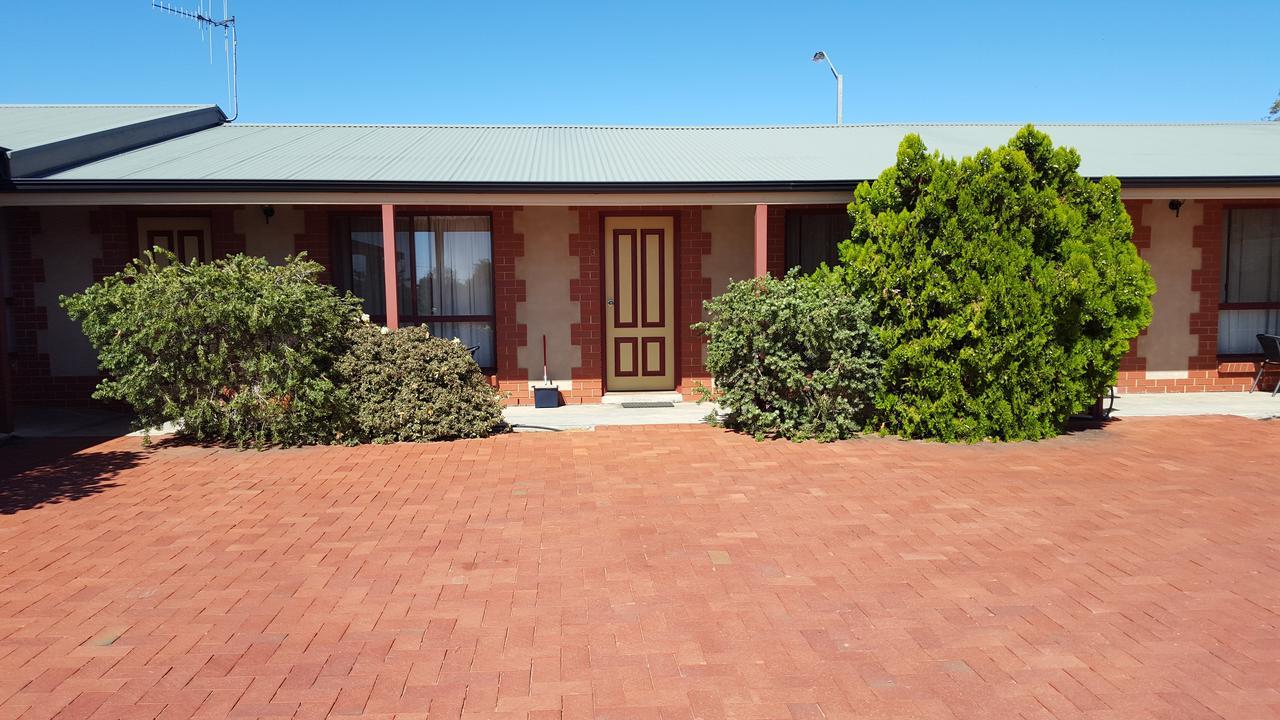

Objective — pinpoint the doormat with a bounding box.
[620,401,675,409]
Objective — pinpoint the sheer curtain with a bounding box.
[411,215,495,368]
[1219,209,1280,354]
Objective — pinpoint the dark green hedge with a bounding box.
[831,126,1155,441]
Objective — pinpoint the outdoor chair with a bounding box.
[1251,334,1280,396]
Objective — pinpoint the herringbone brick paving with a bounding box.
[0,417,1277,719]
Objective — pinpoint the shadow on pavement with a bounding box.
[0,437,142,515]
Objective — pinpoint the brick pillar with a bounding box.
[1189,201,1224,380]
[677,207,712,399]
[294,208,333,284]
[89,207,133,281]
[5,208,51,405]
[766,205,787,276]
[568,208,603,402]
[1115,200,1151,392]
[492,207,528,402]
[210,206,247,258]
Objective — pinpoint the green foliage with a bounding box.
[694,272,883,441]
[831,126,1155,441]
[61,251,362,447]
[337,323,505,443]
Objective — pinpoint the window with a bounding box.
[334,214,496,370]
[136,217,211,264]
[145,229,209,264]
[1219,208,1280,355]
[785,209,851,274]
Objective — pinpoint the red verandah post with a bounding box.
[381,203,399,329]
[753,203,768,278]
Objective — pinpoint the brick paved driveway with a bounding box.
[0,417,1277,720]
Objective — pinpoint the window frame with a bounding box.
[1217,206,1280,359]
[783,207,851,274]
[332,210,498,372]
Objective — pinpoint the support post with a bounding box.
[753,203,768,278]
[0,211,12,433]
[381,203,399,329]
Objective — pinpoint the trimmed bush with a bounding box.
[831,126,1155,441]
[337,323,505,443]
[61,251,362,447]
[694,273,882,441]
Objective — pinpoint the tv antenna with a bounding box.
[151,0,239,121]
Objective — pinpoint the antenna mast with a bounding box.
[151,0,239,121]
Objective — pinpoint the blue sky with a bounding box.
[5,1,1278,125]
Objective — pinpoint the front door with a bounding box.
[604,216,676,391]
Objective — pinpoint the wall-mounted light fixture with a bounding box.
[1168,199,1184,218]
[262,205,275,224]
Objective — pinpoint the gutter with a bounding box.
[6,176,1280,194]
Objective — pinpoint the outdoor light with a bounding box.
[1168,199,1184,217]
[262,205,275,224]
[812,50,844,125]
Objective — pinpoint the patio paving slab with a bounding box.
[1112,390,1280,419]
[0,416,1277,719]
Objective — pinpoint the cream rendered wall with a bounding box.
[234,205,301,264]
[34,207,99,376]
[701,206,755,371]
[703,206,755,306]
[514,207,580,388]
[1138,200,1202,378]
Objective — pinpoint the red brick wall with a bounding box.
[1115,200,1151,387]
[293,208,333,284]
[210,207,247,258]
[491,207,528,403]
[567,208,604,403]
[676,208,713,399]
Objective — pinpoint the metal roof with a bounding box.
[7,114,1280,190]
[0,104,225,179]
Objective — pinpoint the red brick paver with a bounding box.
[1,417,1278,719]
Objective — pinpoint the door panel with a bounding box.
[605,217,675,391]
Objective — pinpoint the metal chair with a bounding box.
[1250,334,1280,396]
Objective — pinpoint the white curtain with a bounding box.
[1219,209,1280,354]
[411,215,494,366]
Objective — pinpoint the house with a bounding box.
[2,104,1279,428]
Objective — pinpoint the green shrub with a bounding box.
[337,323,505,443]
[61,251,362,447]
[831,126,1155,441]
[694,273,882,441]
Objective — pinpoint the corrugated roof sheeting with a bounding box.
[0,105,217,152]
[22,121,1280,185]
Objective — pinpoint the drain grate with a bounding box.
[620,401,675,409]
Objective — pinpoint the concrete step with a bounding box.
[600,391,684,406]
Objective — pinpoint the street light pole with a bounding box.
[811,51,843,125]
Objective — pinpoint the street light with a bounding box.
[811,50,843,125]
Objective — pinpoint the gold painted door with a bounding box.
[604,216,676,391]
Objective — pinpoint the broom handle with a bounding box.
[542,334,549,385]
